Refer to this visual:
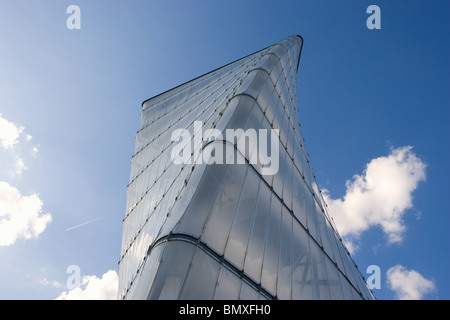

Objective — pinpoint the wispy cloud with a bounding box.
[387,265,436,300]
[39,278,64,289]
[55,270,118,300]
[323,146,426,253]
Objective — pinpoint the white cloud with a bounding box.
[0,114,50,246]
[0,181,52,246]
[323,146,426,252]
[0,113,24,149]
[387,265,436,300]
[0,114,38,177]
[56,270,119,300]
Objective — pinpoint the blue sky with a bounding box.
[0,0,448,299]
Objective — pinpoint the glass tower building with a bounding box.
[118,35,375,300]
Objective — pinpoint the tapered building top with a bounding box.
[118,35,375,300]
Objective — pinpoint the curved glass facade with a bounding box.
[118,35,375,300]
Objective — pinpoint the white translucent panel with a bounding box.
[121,164,200,296]
[197,96,225,124]
[268,59,283,90]
[243,182,272,283]
[325,219,346,273]
[277,207,292,300]
[355,270,371,300]
[213,267,241,300]
[122,242,166,300]
[260,53,280,74]
[279,77,289,108]
[348,260,367,297]
[282,157,293,210]
[256,74,275,112]
[351,286,363,300]
[147,241,196,300]
[286,123,295,159]
[120,209,165,294]
[239,281,260,300]
[232,105,263,166]
[303,154,314,189]
[272,144,285,197]
[244,69,269,99]
[245,97,266,131]
[315,201,334,262]
[305,191,320,246]
[311,181,321,205]
[202,164,248,254]
[279,111,289,147]
[225,95,255,131]
[292,135,303,173]
[264,89,278,123]
[282,87,293,118]
[242,102,265,165]
[135,119,166,152]
[261,195,282,295]
[292,221,313,299]
[161,174,206,238]
[170,161,196,198]
[178,248,221,299]
[274,80,287,111]
[174,164,228,237]
[292,168,307,228]
[214,96,239,131]
[337,240,360,291]
[338,271,354,300]
[235,70,257,96]
[225,168,260,269]
[277,49,289,82]
[271,95,284,132]
[309,239,331,300]
[253,54,270,70]
[259,117,275,186]
[324,257,344,300]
